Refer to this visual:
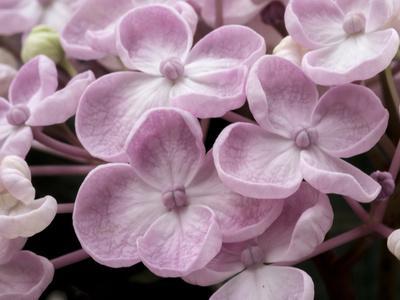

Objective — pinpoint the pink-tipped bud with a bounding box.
[160,57,185,81]
[6,105,30,126]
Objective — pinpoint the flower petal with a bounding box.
[0,0,41,35]
[73,163,164,268]
[185,25,265,75]
[302,29,400,85]
[126,108,205,190]
[117,4,192,74]
[0,237,26,264]
[0,126,33,160]
[189,152,284,243]
[9,55,58,107]
[137,205,222,277]
[312,84,388,158]
[210,265,314,300]
[213,122,302,199]
[300,148,381,202]
[170,67,247,118]
[246,55,318,135]
[76,72,171,162]
[259,183,333,263]
[27,71,95,126]
[0,251,54,300]
[285,0,345,49]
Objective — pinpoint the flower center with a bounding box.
[162,187,188,210]
[343,13,366,35]
[294,129,311,149]
[6,105,30,126]
[240,246,265,268]
[159,57,184,81]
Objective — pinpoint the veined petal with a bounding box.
[0,237,26,265]
[0,126,33,160]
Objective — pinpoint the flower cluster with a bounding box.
[0,0,399,299]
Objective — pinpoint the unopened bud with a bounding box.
[388,229,400,260]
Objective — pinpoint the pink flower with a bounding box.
[285,0,400,85]
[76,4,265,162]
[0,155,57,239]
[214,56,388,202]
[0,55,94,159]
[73,108,283,277]
[184,183,333,300]
[61,0,198,60]
[0,237,54,300]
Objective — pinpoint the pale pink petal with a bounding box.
[312,84,388,158]
[73,164,164,268]
[285,0,345,49]
[0,0,42,35]
[185,25,265,75]
[302,29,400,85]
[300,148,381,202]
[188,152,284,242]
[210,265,314,300]
[213,123,302,199]
[172,1,199,34]
[0,251,54,300]
[0,237,26,264]
[116,5,192,74]
[0,126,33,160]
[170,67,247,118]
[40,0,83,32]
[126,108,204,190]
[246,56,318,135]
[9,55,58,107]
[76,72,171,162]
[27,71,95,126]
[0,195,57,239]
[184,242,247,286]
[137,205,222,277]
[259,183,333,263]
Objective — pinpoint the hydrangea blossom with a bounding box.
[73,108,283,277]
[214,56,388,202]
[0,238,54,300]
[0,55,94,159]
[76,4,265,162]
[0,155,57,239]
[61,0,198,60]
[0,0,82,35]
[285,0,400,85]
[184,183,333,299]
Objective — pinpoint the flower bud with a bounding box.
[21,25,65,64]
[388,229,400,260]
[273,36,307,66]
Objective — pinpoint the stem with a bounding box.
[32,141,88,163]
[51,249,90,269]
[59,57,78,77]
[221,111,255,124]
[57,203,74,214]
[215,0,223,27]
[345,197,370,223]
[372,222,394,238]
[32,128,93,161]
[31,165,95,176]
[200,119,210,142]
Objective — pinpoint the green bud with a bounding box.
[21,25,65,64]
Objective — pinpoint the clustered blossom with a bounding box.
[0,0,399,299]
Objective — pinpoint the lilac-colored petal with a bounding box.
[285,0,345,49]
[73,163,164,268]
[27,71,95,126]
[117,5,192,74]
[40,0,83,33]
[246,55,318,135]
[0,0,42,35]
[213,123,302,199]
[0,195,57,239]
[300,148,381,202]
[172,1,198,33]
[137,205,222,277]
[188,152,284,242]
[9,55,58,107]
[210,265,314,300]
[0,237,26,265]
[259,183,333,263]
[170,67,247,118]
[302,29,400,85]
[0,155,34,204]
[312,84,388,158]
[76,72,171,162]
[0,126,33,160]
[0,251,54,300]
[185,25,265,75]
[126,108,205,191]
